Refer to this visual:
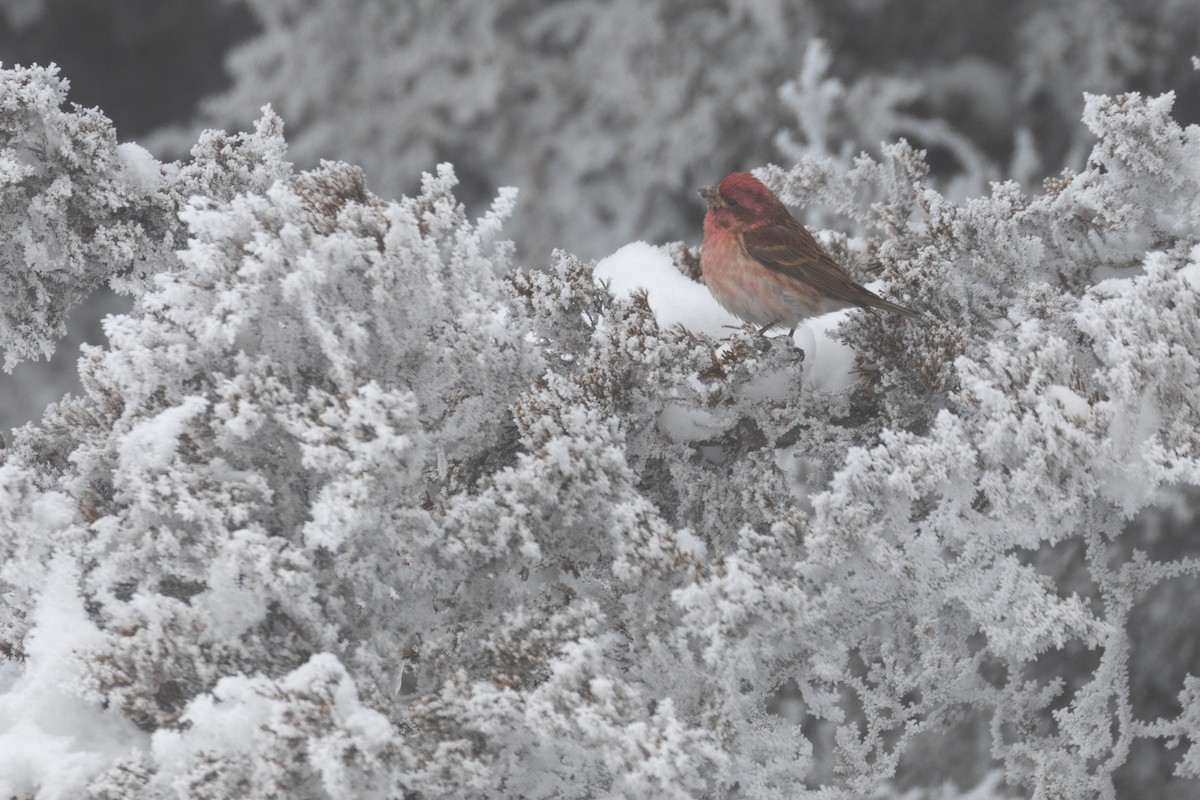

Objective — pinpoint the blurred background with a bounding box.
[2,2,1200,795]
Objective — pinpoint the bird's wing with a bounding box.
[741,219,881,307]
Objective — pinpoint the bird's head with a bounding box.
[698,172,786,229]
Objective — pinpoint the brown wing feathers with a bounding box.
[742,219,923,319]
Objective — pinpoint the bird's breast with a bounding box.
[700,229,822,327]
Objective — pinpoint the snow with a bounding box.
[789,306,857,392]
[657,403,723,443]
[1181,261,1200,290]
[116,142,165,192]
[151,654,396,795]
[594,241,739,338]
[0,555,147,799]
[1101,393,1164,517]
[594,241,859,391]
[117,395,209,476]
[1044,384,1091,421]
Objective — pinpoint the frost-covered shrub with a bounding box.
[0,64,174,369]
[0,63,291,372]
[7,154,536,718]
[736,89,1200,797]
[3,66,1200,800]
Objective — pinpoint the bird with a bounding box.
[699,171,921,335]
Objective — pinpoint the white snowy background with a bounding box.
[1,2,1200,798]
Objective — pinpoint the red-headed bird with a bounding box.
[699,172,921,334]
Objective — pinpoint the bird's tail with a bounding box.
[867,295,926,322]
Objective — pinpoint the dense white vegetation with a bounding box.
[2,13,1200,797]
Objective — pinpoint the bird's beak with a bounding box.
[699,185,726,209]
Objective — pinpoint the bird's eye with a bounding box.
[725,197,738,207]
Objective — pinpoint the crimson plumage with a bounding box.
[699,172,920,330]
